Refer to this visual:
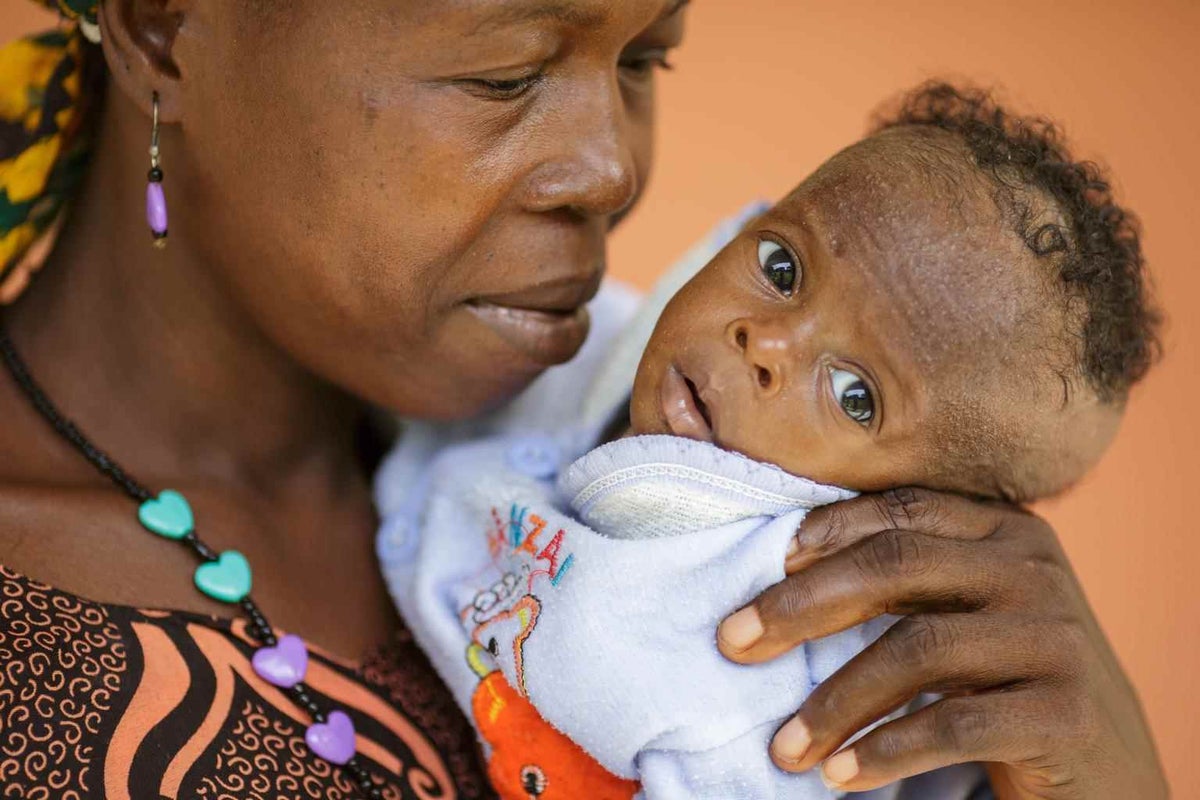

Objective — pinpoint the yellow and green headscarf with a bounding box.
[0,0,99,297]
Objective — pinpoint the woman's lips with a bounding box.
[467,275,601,366]
[659,364,714,442]
[467,301,591,366]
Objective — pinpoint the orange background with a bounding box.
[3,1,1198,795]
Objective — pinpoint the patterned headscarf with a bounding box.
[0,1,99,301]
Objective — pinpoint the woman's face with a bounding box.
[167,0,687,418]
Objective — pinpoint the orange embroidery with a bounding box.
[471,672,638,800]
[462,505,636,800]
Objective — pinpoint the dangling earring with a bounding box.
[146,92,168,248]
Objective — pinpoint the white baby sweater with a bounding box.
[382,421,893,799]
[375,207,991,800]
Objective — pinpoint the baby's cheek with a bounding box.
[720,403,863,488]
[628,354,667,435]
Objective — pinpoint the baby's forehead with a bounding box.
[776,130,1059,375]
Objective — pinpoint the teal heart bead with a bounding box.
[138,490,194,540]
[194,550,252,603]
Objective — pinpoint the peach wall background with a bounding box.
[2,0,1197,795]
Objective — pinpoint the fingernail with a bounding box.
[786,535,801,558]
[771,716,811,763]
[718,606,763,652]
[822,749,859,787]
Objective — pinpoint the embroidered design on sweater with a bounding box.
[472,594,540,697]
[460,505,637,800]
[464,505,575,689]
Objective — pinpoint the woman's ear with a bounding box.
[97,0,192,122]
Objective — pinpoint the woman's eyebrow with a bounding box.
[467,0,688,37]
[466,1,610,36]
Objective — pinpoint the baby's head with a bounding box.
[630,83,1160,502]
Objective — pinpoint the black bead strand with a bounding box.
[0,325,152,503]
[0,319,380,799]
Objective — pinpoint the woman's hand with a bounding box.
[717,488,1168,799]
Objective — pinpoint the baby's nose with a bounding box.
[725,318,793,397]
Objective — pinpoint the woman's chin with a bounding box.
[364,310,592,420]
[375,354,546,422]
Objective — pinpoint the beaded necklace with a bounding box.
[0,320,385,800]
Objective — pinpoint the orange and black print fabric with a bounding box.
[0,563,496,799]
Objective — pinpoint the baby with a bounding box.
[375,83,1158,800]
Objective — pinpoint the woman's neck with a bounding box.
[4,87,372,496]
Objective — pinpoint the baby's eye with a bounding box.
[830,367,874,425]
[758,238,799,296]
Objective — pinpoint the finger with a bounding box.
[812,691,1054,792]
[785,488,1010,574]
[721,530,1002,662]
[770,613,1072,771]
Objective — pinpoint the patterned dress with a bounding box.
[0,564,497,800]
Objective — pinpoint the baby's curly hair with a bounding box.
[871,81,1161,404]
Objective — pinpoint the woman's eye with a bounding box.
[758,238,799,295]
[830,367,875,426]
[619,48,674,78]
[463,73,543,100]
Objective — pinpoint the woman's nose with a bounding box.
[523,79,639,219]
[725,317,794,397]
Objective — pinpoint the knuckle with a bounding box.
[1025,513,1057,542]
[932,699,992,757]
[1001,508,1057,547]
[880,487,938,530]
[1011,543,1074,604]
[1016,520,1066,562]
[1052,619,1091,666]
[1036,769,1085,796]
[884,615,952,668]
[805,682,848,724]
[864,726,910,764]
[804,504,849,557]
[854,529,929,580]
[762,576,819,624]
[1026,619,1090,680]
[1054,685,1101,746]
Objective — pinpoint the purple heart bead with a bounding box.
[306,710,356,766]
[252,634,308,688]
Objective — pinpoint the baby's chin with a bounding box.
[628,359,718,444]
[627,354,666,435]
[625,382,667,437]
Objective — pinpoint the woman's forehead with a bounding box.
[379,0,685,32]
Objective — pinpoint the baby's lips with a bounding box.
[660,365,714,442]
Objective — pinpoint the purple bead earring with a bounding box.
[146,92,168,248]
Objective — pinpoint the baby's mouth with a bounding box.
[659,365,715,442]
